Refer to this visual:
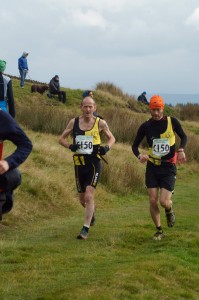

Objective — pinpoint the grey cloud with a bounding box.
[1,0,199,94]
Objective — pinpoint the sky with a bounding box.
[1,0,199,98]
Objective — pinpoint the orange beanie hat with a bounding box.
[149,95,164,109]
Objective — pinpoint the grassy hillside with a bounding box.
[1,78,199,299]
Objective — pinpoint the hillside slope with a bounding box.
[1,77,199,300]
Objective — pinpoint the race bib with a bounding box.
[152,138,170,157]
[75,135,93,154]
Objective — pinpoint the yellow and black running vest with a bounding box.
[148,117,176,166]
[73,117,101,166]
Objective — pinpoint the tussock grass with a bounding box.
[3,130,78,224]
[16,104,75,134]
[95,81,125,97]
[94,89,128,108]
[184,120,199,136]
[185,132,199,162]
[95,81,150,113]
[101,143,145,194]
[175,103,199,121]
[99,108,149,144]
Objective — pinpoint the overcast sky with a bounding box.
[1,0,199,96]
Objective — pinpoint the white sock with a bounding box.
[84,224,90,229]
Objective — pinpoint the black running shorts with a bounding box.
[145,162,176,192]
[74,158,101,193]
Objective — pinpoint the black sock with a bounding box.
[165,207,171,213]
[157,226,162,231]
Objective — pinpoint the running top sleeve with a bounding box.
[132,122,146,157]
[171,117,187,149]
[0,111,32,169]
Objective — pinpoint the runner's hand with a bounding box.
[69,144,80,152]
[177,151,186,165]
[0,160,9,175]
[138,154,149,163]
[99,145,110,155]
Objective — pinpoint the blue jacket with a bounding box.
[18,56,28,71]
[0,73,15,118]
[0,110,32,169]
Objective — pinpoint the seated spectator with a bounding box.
[137,91,149,105]
[49,75,66,103]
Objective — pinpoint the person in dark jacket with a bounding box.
[137,91,149,105]
[0,110,32,220]
[0,60,15,118]
[49,75,66,103]
[18,51,29,88]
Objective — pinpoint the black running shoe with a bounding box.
[77,227,89,240]
[153,230,165,241]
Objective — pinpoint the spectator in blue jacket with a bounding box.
[18,51,29,88]
[0,59,15,117]
[0,110,32,220]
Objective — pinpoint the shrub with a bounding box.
[175,103,199,121]
[95,81,125,97]
[100,145,146,195]
[185,132,199,162]
[99,107,149,144]
[16,104,76,134]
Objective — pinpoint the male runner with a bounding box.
[132,95,187,240]
[59,96,115,240]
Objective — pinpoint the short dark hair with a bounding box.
[82,90,93,98]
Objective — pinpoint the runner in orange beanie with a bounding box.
[132,94,187,241]
[149,95,164,110]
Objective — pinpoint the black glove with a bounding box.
[69,144,80,152]
[99,145,110,156]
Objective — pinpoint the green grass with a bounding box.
[0,165,199,299]
[184,121,199,136]
[1,78,199,299]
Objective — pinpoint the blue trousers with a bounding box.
[19,69,28,87]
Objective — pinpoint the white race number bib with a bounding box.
[75,135,93,154]
[152,138,170,157]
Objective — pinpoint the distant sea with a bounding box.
[146,94,199,106]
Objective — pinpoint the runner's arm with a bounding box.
[59,119,75,149]
[171,117,187,164]
[99,119,115,148]
[171,117,187,149]
[132,123,147,157]
[1,113,32,170]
